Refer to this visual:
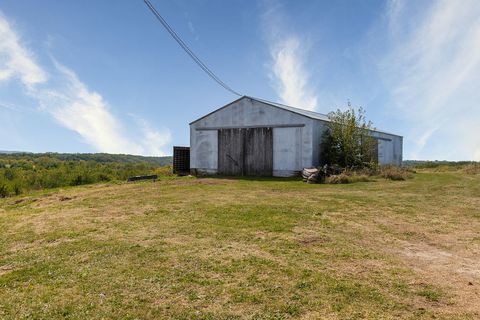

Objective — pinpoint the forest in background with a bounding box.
[0,153,172,197]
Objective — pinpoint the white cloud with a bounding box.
[132,115,172,156]
[0,12,171,156]
[378,0,480,160]
[0,13,47,87]
[270,37,318,110]
[261,1,318,111]
[37,63,146,154]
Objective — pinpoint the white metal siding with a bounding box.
[191,129,217,173]
[273,127,302,176]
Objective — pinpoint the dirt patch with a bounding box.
[393,239,480,315]
[59,196,73,201]
[397,240,480,278]
[31,194,78,208]
[13,198,25,205]
[0,264,15,276]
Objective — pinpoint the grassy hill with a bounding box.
[0,169,479,319]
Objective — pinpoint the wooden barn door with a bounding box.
[244,127,273,176]
[218,128,273,176]
[218,128,244,176]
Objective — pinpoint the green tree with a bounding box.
[320,105,377,168]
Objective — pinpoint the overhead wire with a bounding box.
[143,0,242,97]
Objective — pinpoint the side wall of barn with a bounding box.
[371,131,403,166]
[190,97,316,176]
[311,120,403,167]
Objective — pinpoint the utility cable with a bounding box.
[143,0,242,96]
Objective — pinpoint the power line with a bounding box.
[143,0,242,97]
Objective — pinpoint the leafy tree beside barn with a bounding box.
[320,105,378,168]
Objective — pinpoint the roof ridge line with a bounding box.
[246,96,330,117]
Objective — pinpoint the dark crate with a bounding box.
[173,146,190,175]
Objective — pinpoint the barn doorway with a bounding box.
[218,127,273,176]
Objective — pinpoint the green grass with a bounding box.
[0,171,479,319]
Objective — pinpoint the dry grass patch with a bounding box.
[0,172,479,319]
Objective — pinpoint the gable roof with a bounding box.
[248,96,330,121]
[189,96,329,125]
[190,96,401,137]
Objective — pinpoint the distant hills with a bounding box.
[0,152,172,165]
[403,160,477,167]
[0,151,29,154]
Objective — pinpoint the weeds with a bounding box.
[319,165,412,184]
[379,165,413,181]
[326,171,371,184]
[463,163,480,175]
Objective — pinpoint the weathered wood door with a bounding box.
[218,127,273,176]
[218,128,244,176]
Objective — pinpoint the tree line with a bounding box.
[0,153,173,197]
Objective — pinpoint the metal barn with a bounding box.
[189,96,403,177]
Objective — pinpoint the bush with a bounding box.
[13,184,22,196]
[0,184,8,198]
[321,106,377,168]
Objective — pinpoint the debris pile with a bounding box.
[301,165,343,184]
[302,168,324,184]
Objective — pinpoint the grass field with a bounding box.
[0,171,479,319]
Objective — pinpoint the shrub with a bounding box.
[0,184,8,198]
[154,165,175,177]
[320,105,377,168]
[13,184,22,196]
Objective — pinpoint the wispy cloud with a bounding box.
[184,12,199,41]
[0,101,22,111]
[376,0,480,160]
[0,12,171,155]
[261,1,318,111]
[130,114,172,156]
[0,12,47,87]
[35,62,145,154]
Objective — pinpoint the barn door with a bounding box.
[218,128,273,176]
[218,128,244,175]
[244,127,273,176]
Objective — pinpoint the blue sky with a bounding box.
[1,0,479,160]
